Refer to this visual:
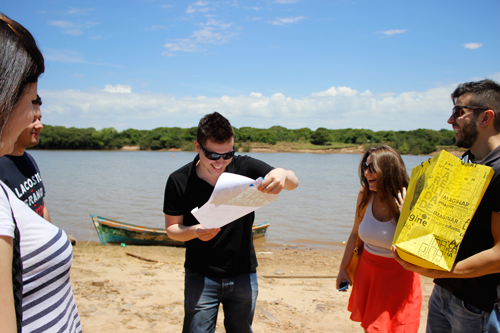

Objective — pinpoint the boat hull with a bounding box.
[90,214,269,246]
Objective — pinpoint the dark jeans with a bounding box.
[427,285,490,333]
[182,269,258,333]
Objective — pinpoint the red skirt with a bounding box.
[348,250,422,333]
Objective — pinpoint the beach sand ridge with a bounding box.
[72,243,433,332]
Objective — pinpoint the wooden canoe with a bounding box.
[90,214,269,246]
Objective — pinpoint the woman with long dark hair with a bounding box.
[0,13,82,332]
[336,146,422,332]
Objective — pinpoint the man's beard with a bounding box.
[456,120,479,149]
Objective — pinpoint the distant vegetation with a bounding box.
[36,125,456,155]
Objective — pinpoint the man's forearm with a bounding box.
[280,168,299,191]
[445,247,500,278]
[393,245,500,279]
[166,224,199,241]
[263,168,298,192]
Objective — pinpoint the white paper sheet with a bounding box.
[191,172,279,229]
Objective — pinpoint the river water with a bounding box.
[28,150,429,249]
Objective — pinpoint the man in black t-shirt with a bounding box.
[163,112,298,333]
[0,95,49,219]
[393,79,500,332]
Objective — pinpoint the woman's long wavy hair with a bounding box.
[0,13,45,145]
[358,145,409,222]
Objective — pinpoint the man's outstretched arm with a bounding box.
[258,168,298,194]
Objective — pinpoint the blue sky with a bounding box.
[3,0,499,131]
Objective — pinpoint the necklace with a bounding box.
[375,192,386,210]
[375,192,385,210]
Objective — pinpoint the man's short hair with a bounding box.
[451,79,500,132]
[32,94,42,106]
[197,112,234,145]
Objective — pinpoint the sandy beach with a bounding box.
[71,242,434,332]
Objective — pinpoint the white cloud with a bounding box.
[271,16,305,25]
[40,84,458,131]
[163,39,199,53]
[103,85,132,94]
[49,20,74,28]
[186,1,210,13]
[67,8,94,15]
[229,1,260,10]
[381,29,407,35]
[163,19,239,55]
[205,19,232,29]
[312,86,359,97]
[162,4,173,9]
[43,48,123,68]
[464,43,483,50]
[490,72,500,82]
[44,49,86,63]
[49,20,97,36]
[49,20,83,35]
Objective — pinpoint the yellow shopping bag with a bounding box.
[393,150,494,271]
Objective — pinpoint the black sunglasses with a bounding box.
[199,143,235,160]
[451,105,488,120]
[362,162,375,174]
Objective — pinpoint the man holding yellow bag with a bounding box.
[393,79,500,333]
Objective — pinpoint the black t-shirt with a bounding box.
[164,154,274,278]
[0,152,46,217]
[435,145,500,312]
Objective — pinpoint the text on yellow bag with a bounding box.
[392,150,494,271]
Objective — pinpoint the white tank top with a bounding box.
[358,194,396,258]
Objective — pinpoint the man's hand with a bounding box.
[392,245,448,279]
[195,226,221,242]
[258,168,298,194]
[165,214,220,242]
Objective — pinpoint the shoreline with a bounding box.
[71,243,432,332]
[119,144,465,156]
[31,145,466,156]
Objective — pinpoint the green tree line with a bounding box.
[35,125,456,155]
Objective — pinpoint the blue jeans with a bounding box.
[426,285,491,333]
[487,304,500,333]
[183,269,258,333]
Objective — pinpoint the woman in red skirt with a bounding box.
[337,146,422,333]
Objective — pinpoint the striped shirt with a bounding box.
[0,181,82,332]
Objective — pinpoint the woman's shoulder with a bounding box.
[356,188,365,203]
[358,188,373,199]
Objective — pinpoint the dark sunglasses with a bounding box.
[451,105,488,120]
[199,143,235,160]
[362,162,376,173]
